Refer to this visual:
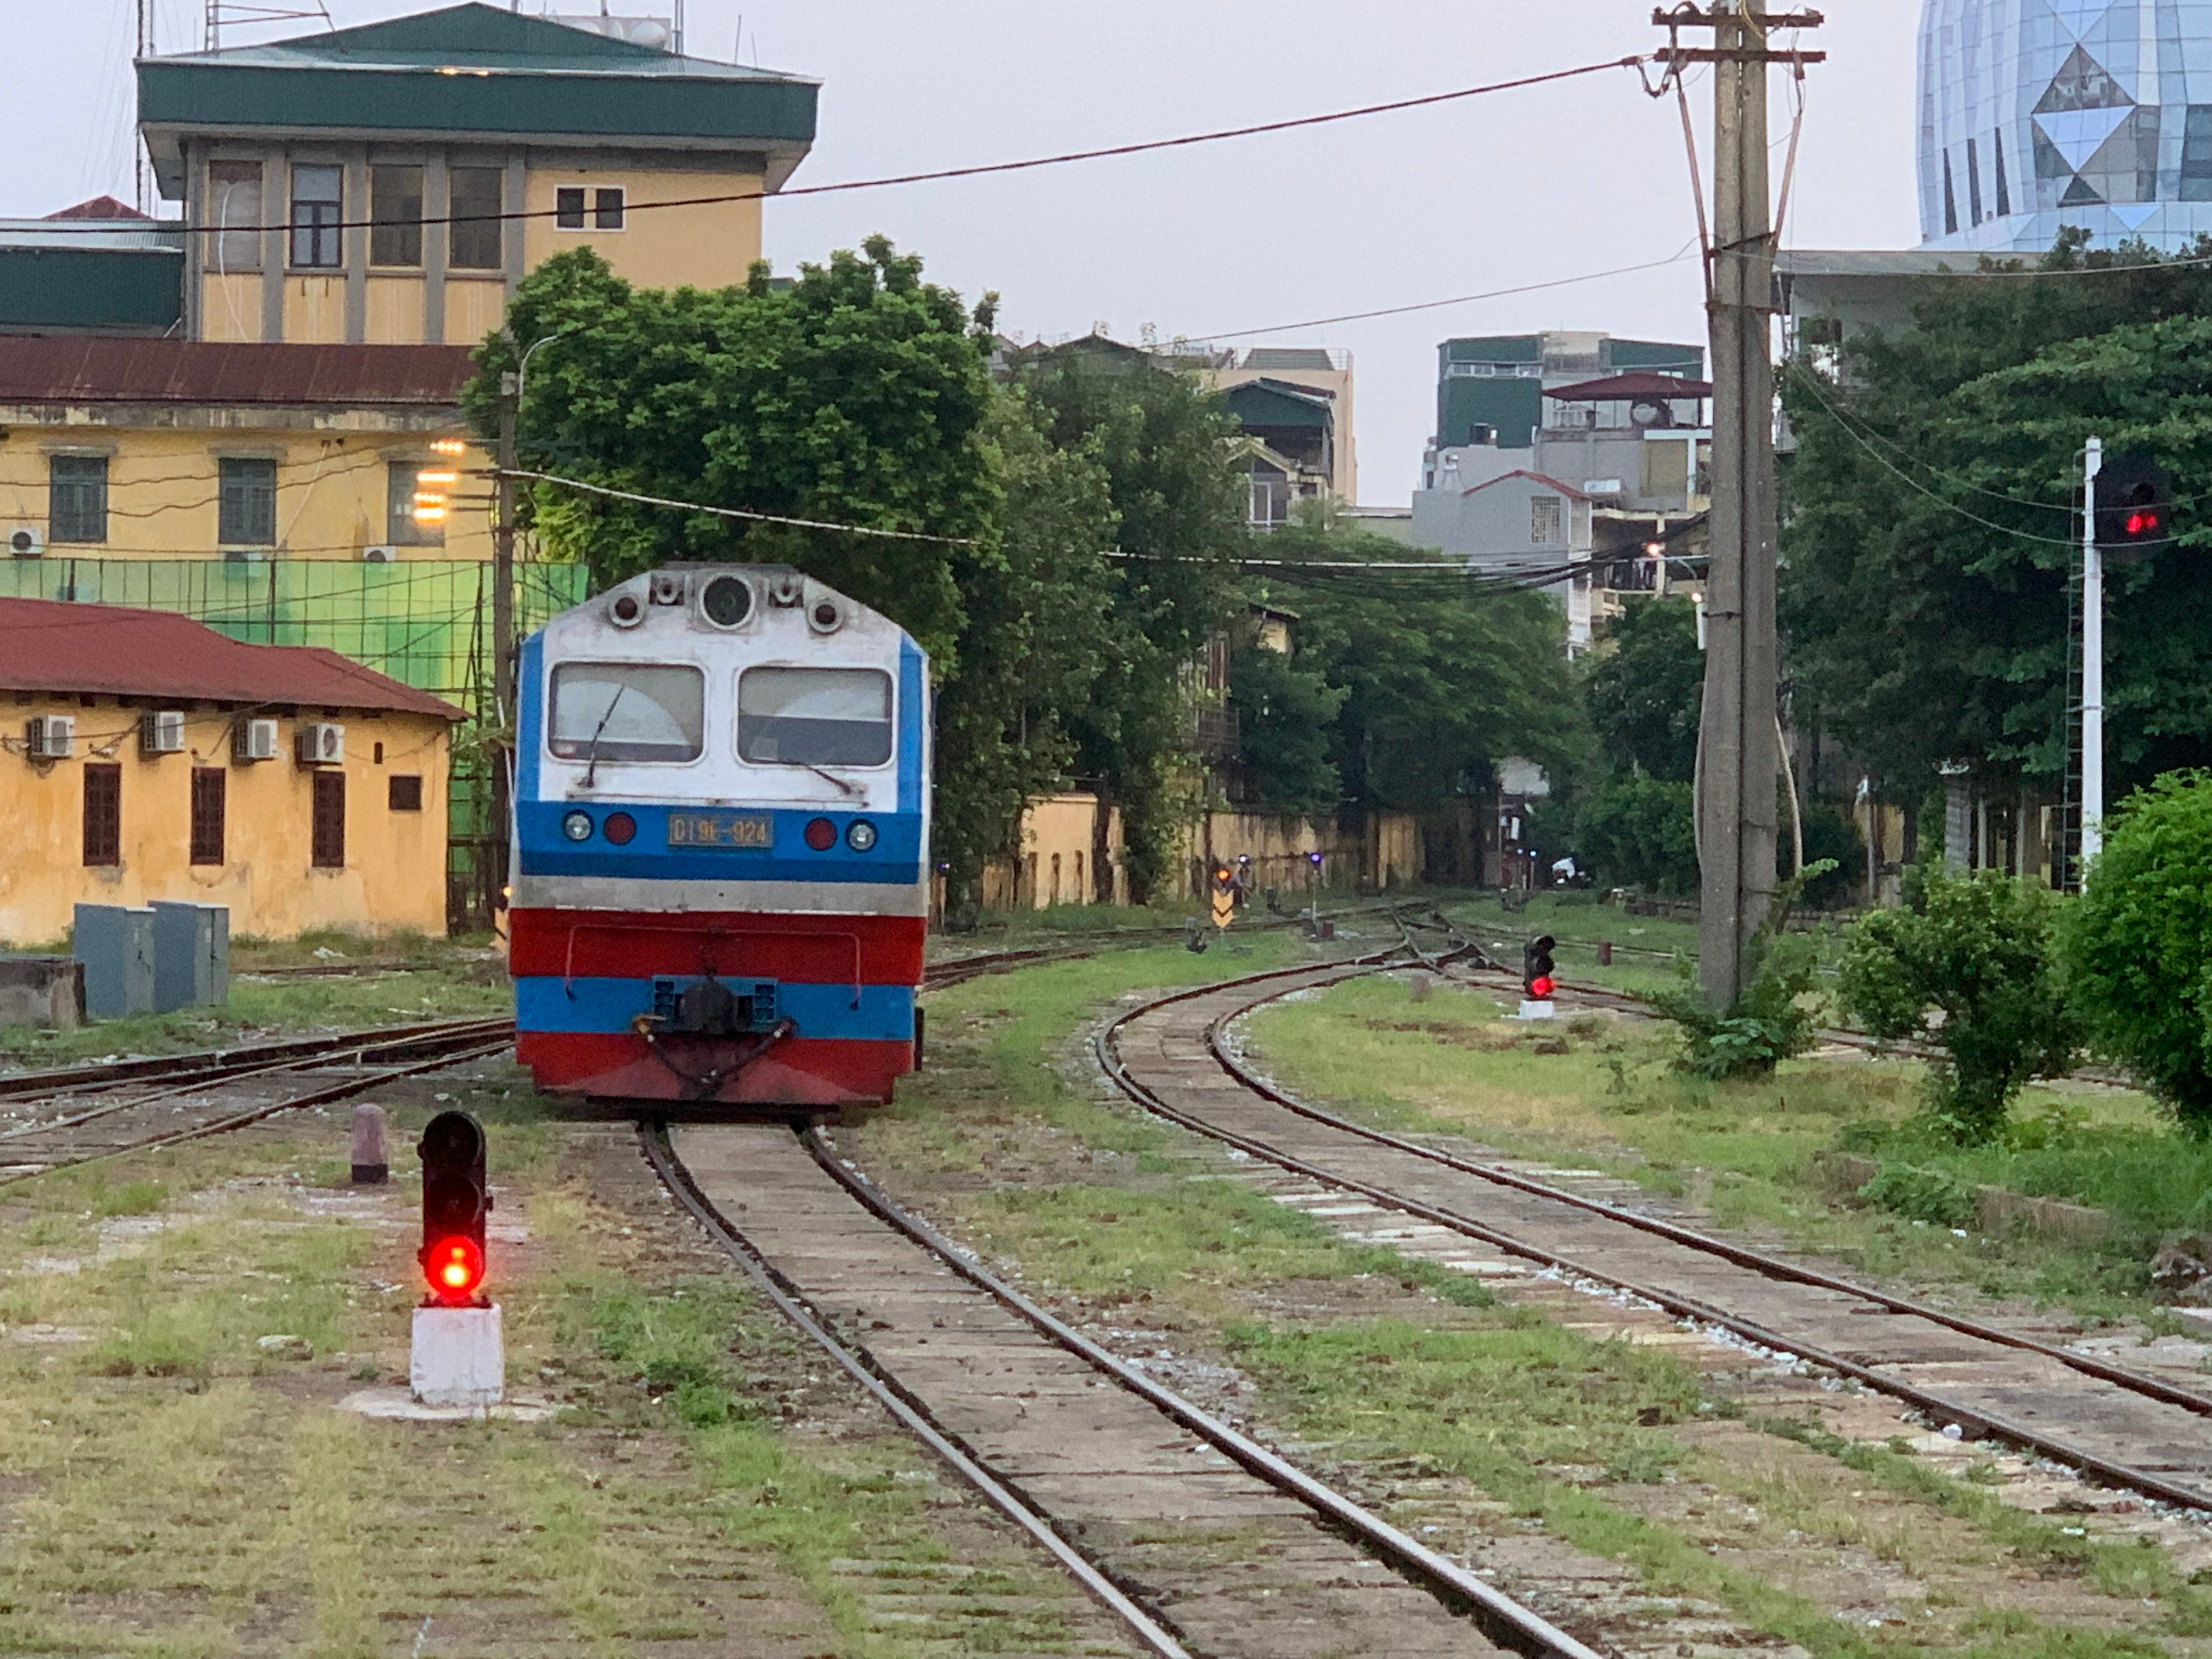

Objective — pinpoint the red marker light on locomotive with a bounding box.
[603,811,637,845]
[804,817,837,851]
[425,1235,486,1304]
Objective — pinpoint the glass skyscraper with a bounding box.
[1920,0,2212,252]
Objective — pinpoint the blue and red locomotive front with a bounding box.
[510,565,929,1107]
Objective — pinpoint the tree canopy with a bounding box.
[1781,235,2212,801]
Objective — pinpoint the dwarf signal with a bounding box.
[1211,865,1237,930]
[1520,934,1558,1020]
[418,1109,490,1306]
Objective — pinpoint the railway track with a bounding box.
[645,1109,1605,1659]
[1097,957,2212,1519]
[0,1017,513,1184]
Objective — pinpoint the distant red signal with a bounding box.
[1531,975,1556,999]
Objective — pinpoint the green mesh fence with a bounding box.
[0,556,591,931]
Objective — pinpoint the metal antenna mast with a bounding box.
[134,0,155,213]
[1655,3,1824,1006]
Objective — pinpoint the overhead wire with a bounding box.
[31,55,1658,241]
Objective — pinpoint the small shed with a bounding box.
[0,596,464,944]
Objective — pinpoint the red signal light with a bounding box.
[603,811,636,845]
[1531,975,1556,998]
[2128,511,2160,538]
[804,817,837,851]
[425,1235,485,1305]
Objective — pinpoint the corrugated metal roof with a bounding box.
[0,596,465,719]
[0,339,473,405]
[1544,373,1713,402]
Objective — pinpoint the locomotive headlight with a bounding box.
[562,811,594,843]
[846,819,878,853]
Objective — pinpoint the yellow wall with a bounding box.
[0,422,492,562]
[190,150,768,346]
[520,165,766,294]
[0,696,452,944]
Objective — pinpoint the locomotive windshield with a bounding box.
[738,667,894,767]
[549,663,705,763]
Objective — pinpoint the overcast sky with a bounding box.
[3,0,1923,504]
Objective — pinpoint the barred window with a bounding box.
[83,765,121,867]
[190,768,226,866]
[312,771,346,868]
[49,455,108,544]
[1530,495,1564,546]
[218,458,277,546]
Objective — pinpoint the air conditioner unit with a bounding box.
[233,718,279,763]
[297,721,345,766]
[5,526,43,559]
[359,545,399,565]
[141,710,186,756]
[26,715,74,759]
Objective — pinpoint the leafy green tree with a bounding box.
[1584,597,1701,782]
[1572,775,1699,894]
[1841,865,2079,1141]
[1014,350,1248,899]
[1227,646,1346,813]
[1782,234,2212,802]
[468,244,1131,898]
[2061,772,2212,1129]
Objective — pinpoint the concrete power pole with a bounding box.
[1656,4,1823,1006]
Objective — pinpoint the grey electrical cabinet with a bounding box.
[151,902,229,1013]
[74,905,156,1019]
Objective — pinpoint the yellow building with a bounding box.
[137,3,816,350]
[0,597,463,944]
[0,338,486,563]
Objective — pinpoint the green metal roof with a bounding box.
[1439,379,1543,450]
[138,3,818,196]
[1226,380,1334,431]
[0,247,183,335]
[1442,336,1542,365]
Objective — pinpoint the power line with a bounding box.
[40,55,1654,241]
[504,468,980,545]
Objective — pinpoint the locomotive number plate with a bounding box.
[667,811,775,849]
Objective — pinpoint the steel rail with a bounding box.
[1206,983,2212,1422]
[635,1123,1199,1659]
[0,1015,513,1101]
[0,1032,514,1187]
[798,1124,1609,1659]
[1093,964,2212,1515]
[0,1019,516,1140]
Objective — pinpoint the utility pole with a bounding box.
[1656,4,1823,1006]
[2081,436,2104,870]
[489,371,520,923]
[134,0,154,216]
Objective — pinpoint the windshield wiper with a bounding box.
[581,682,630,791]
[799,761,864,799]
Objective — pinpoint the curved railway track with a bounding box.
[1097,957,2212,1519]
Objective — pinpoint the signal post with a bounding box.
[410,1110,504,1410]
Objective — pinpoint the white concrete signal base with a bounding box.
[411,1304,505,1408]
[1516,1000,1558,1021]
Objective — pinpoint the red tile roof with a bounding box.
[1543,372,1713,402]
[0,597,465,719]
[1460,469,1592,501]
[0,339,476,407]
[44,196,154,222]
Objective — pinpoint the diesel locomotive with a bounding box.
[509,565,929,1107]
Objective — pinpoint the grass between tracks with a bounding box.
[0,930,510,1070]
[855,940,2212,1657]
[0,1074,1110,1657]
[1242,970,2208,1323]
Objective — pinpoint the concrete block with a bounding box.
[1976,1184,2109,1243]
[74,905,154,1019]
[0,957,83,1029]
[150,901,229,1012]
[351,1103,389,1184]
[411,1304,504,1409]
[1516,999,1557,1021]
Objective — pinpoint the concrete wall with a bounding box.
[0,420,492,563]
[981,793,1127,910]
[0,695,452,943]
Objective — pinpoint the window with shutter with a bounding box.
[312,771,346,868]
[82,765,121,866]
[388,775,424,812]
[190,769,226,866]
